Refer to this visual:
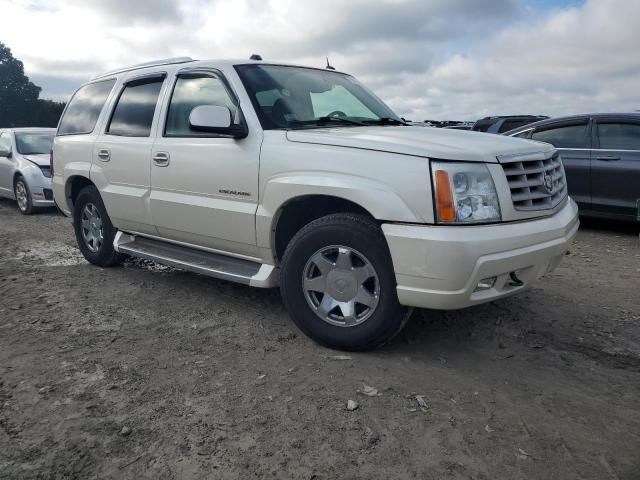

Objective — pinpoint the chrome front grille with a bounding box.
[499,152,567,211]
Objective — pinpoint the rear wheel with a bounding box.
[14,177,35,215]
[73,185,124,267]
[280,213,406,351]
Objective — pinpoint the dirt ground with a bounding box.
[0,198,639,480]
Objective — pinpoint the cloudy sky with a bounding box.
[2,0,639,121]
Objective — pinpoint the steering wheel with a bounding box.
[326,110,347,118]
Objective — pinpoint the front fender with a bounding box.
[256,172,424,249]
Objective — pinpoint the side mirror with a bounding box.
[189,105,248,138]
[0,149,11,158]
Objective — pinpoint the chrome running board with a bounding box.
[114,232,277,287]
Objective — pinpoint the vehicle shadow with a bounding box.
[0,196,59,216]
[578,215,639,235]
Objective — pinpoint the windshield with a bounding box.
[15,133,54,155]
[235,64,401,130]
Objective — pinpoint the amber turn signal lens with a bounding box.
[434,170,456,222]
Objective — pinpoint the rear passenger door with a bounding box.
[530,120,592,211]
[91,73,166,235]
[150,69,261,257]
[591,118,640,219]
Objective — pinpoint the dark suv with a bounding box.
[472,115,549,134]
[505,113,640,222]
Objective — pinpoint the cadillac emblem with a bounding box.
[543,173,554,194]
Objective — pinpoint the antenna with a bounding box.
[325,57,335,70]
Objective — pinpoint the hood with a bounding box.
[23,154,51,167]
[286,126,554,163]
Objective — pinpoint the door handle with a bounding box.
[596,155,620,161]
[152,151,170,167]
[97,149,110,162]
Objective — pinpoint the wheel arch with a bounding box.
[12,171,24,188]
[65,175,96,213]
[258,173,422,264]
[270,194,377,264]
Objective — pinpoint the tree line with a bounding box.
[0,42,66,128]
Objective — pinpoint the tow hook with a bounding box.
[509,271,524,287]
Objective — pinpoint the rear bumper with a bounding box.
[382,199,579,310]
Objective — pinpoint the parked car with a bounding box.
[52,57,578,350]
[473,115,549,134]
[0,128,56,214]
[505,113,640,222]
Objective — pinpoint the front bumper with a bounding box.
[31,186,55,207]
[22,168,55,207]
[382,198,579,310]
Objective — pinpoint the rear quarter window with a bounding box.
[58,79,116,135]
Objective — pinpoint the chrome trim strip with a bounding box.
[497,150,556,163]
[507,128,534,137]
[558,148,640,152]
[92,57,195,80]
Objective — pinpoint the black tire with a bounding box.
[73,185,124,267]
[14,176,35,215]
[280,213,406,351]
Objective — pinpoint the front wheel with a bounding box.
[280,213,407,351]
[14,177,35,215]
[73,185,124,267]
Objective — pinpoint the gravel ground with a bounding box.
[1,197,639,480]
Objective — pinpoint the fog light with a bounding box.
[475,277,497,292]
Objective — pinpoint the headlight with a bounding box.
[431,161,501,224]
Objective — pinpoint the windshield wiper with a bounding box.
[363,117,409,126]
[286,117,366,129]
[316,116,366,126]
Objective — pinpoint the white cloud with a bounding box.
[2,0,639,119]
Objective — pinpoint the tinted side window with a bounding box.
[531,124,589,148]
[499,119,530,134]
[598,122,640,150]
[472,119,496,132]
[0,132,11,151]
[165,75,237,136]
[107,79,164,137]
[58,79,116,135]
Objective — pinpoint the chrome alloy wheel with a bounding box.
[80,203,104,253]
[15,181,28,212]
[302,245,380,327]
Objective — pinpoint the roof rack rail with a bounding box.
[92,57,195,80]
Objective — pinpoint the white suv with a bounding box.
[52,57,579,350]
